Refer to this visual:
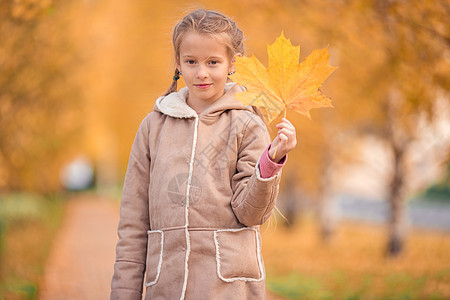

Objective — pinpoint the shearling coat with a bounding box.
[111,83,281,300]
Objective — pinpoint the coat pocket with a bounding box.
[144,230,164,287]
[213,227,264,282]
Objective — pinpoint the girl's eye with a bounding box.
[209,60,219,65]
[186,60,196,65]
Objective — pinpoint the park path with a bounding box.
[39,194,285,300]
[39,195,119,300]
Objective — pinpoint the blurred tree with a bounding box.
[64,0,178,190]
[300,0,450,256]
[0,0,81,192]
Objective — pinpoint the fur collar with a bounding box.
[154,83,242,119]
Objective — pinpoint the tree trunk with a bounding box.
[386,142,408,257]
[318,195,334,243]
[317,149,336,243]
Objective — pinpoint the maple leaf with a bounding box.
[231,32,336,123]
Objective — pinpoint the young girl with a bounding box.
[111,9,297,300]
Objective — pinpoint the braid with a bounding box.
[163,69,181,96]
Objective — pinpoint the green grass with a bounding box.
[267,271,449,300]
[267,272,332,299]
[0,193,65,300]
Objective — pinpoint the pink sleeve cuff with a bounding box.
[258,145,287,178]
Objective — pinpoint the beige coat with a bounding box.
[111,83,281,300]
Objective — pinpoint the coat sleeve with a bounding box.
[230,112,282,227]
[111,117,151,300]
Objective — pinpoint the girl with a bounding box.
[111,9,297,300]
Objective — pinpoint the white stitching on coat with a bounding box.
[213,227,265,282]
[180,116,199,300]
[144,230,164,287]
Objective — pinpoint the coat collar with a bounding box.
[154,83,247,119]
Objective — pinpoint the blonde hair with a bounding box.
[163,9,245,96]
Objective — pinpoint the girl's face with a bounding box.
[177,32,235,108]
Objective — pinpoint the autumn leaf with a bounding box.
[231,32,336,123]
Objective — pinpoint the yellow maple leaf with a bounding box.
[231,32,336,123]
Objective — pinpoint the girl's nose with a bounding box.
[196,66,208,79]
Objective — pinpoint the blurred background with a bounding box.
[0,0,449,299]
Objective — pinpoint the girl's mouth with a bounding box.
[195,84,212,89]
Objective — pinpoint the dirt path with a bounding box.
[39,194,285,300]
[39,195,119,300]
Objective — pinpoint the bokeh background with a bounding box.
[0,0,449,299]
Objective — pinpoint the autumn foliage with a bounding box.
[0,0,449,298]
[0,0,80,192]
[1,0,447,197]
[231,33,336,122]
[262,218,450,298]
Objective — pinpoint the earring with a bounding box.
[228,71,235,76]
[179,72,182,75]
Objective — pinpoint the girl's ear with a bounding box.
[176,57,182,73]
[229,53,242,73]
[232,53,242,62]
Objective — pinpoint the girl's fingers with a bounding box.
[276,119,295,132]
[276,120,293,129]
[276,123,294,132]
[278,127,296,147]
[278,117,293,125]
[277,129,296,145]
[278,133,288,142]
[275,133,291,159]
[277,128,295,138]
[271,117,298,159]
[277,133,288,149]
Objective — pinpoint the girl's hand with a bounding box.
[268,118,297,163]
